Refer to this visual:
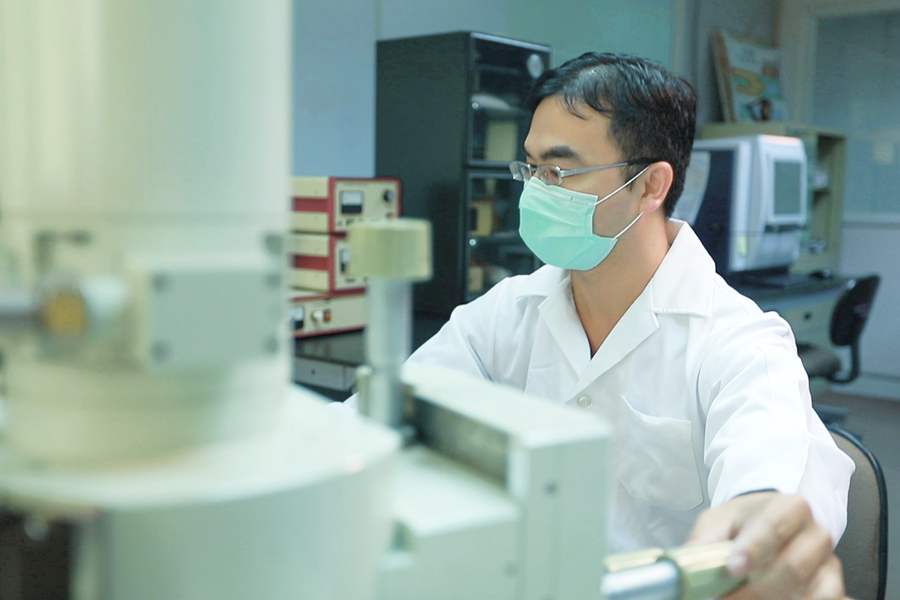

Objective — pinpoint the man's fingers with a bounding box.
[765,521,833,594]
[806,555,846,600]
[690,493,845,600]
[685,508,738,545]
[729,494,813,577]
[733,523,833,598]
[725,552,844,600]
[686,491,779,547]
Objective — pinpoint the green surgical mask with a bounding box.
[518,168,648,270]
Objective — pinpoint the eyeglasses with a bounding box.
[509,158,658,187]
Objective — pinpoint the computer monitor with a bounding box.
[674,134,808,278]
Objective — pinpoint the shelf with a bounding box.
[376,32,547,317]
[473,62,525,77]
[470,105,530,119]
[468,159,518,170]
[469,230,520,241]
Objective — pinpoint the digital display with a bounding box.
[773,161,802,216]
[339,190,364,214]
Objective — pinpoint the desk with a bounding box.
[737,275,849,399]
[294,277,849,400]
[736,275,848,349]
[293,314,447,401]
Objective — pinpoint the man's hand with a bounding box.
[687,491,847,600]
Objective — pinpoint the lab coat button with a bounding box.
[577,395,593,409]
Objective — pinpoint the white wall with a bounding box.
[813,12,900,383]
[291,0,681,179]
[291,0,510,178]
[292,0,377,177]
[508,0,673,68]
[840,222,900,379]
[378,0,508,40]
[814,13,900,214]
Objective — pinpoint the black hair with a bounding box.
[528,52,697,217]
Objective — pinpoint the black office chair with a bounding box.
[828,424,888,600]
[798,274,881,384]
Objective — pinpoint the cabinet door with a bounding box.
[465,171,538,301]
[468,37,549,167]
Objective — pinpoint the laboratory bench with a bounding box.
[294,274,850,400]
[736,272,849,350]
[293,313,447,401]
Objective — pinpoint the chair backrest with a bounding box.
[829,425,888,600]
[830,274,880,348]
[827,274,880,383]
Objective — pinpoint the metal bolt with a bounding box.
[263,233,283,255]
[68,230,92,245]
[152,341,170,362]
[23,516,50,542]
[397,424,417,447]
[152,274,169,293]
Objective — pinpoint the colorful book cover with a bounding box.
[712,29,788,123]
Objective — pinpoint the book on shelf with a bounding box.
[712,28,788,123]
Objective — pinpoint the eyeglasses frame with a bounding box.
[509,158,660,186]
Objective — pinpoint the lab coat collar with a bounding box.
[649,220,715,319]
[572,222,716,386]
[516,221,717,385]
[574,282,660,389]
[533,269,592,377]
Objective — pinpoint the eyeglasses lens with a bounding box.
[536,165,561,186]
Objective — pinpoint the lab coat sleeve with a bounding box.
[697,309,854,545]
[405,281,508,381]
[343,276,512,409]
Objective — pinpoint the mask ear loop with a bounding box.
[591,164,652,207]
[613,210,643,240]
[596,164,652,240]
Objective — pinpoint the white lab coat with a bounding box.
[406,220,853,552]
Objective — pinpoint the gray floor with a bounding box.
[818,391,899,599]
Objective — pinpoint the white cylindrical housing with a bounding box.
[0,1,291,229]
[0,0,292,464]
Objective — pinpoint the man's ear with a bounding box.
[640,161,674,213]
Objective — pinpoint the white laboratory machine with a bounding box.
[0,2,396,598]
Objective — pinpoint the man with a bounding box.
[401,53,854,598]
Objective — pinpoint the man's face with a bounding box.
[523,96,642,239]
